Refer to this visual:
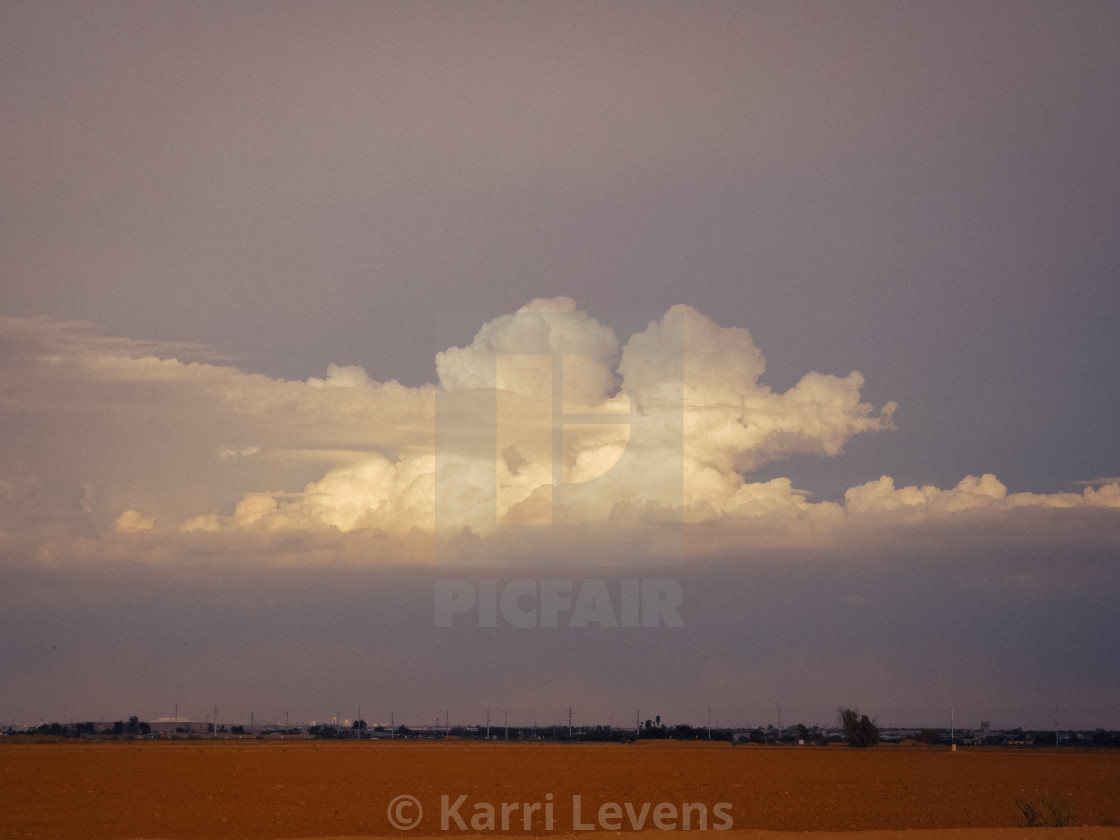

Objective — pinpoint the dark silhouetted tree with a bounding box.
[839,707,879,747]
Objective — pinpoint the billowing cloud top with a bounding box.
[0,301,1116,567]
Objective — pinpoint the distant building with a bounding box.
[148,717,206,734]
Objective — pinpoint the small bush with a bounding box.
[914,728,939,745]
[1014,793,1076,827]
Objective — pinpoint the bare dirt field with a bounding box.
[1,739,1117,840]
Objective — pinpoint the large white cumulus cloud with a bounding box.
[0,302,1116,567]
[175,300,900,537]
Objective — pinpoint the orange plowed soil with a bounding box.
[1,740,1117,839]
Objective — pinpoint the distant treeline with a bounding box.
[6,718,1120,748]
[10,716,151,737]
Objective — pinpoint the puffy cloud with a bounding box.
[182,450,436,536]
[845,473,1007,515]
[436,297,620,395]
[844,473,1120,517]
[1084,483,1120,507]
[661,304,897,512]
[113,509,156,533]
[306,364,375,389]
[1,303,1117,567]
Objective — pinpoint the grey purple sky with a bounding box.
[2,1,1119,731]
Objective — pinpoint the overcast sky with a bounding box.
[2,1,1119,731]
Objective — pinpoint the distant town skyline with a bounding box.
[3,708,1107,740]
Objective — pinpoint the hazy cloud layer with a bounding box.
[4,550,1118,730]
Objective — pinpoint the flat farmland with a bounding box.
[1,740,1118,839]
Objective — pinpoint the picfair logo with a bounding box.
[434,309,683,569]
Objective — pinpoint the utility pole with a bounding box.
[707,707,711,740]
[568,707,572,739]
[504,709,508,741]
[486,708,490,740]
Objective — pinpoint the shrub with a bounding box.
[1014,793,1076,827]
[914,729,939,745]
